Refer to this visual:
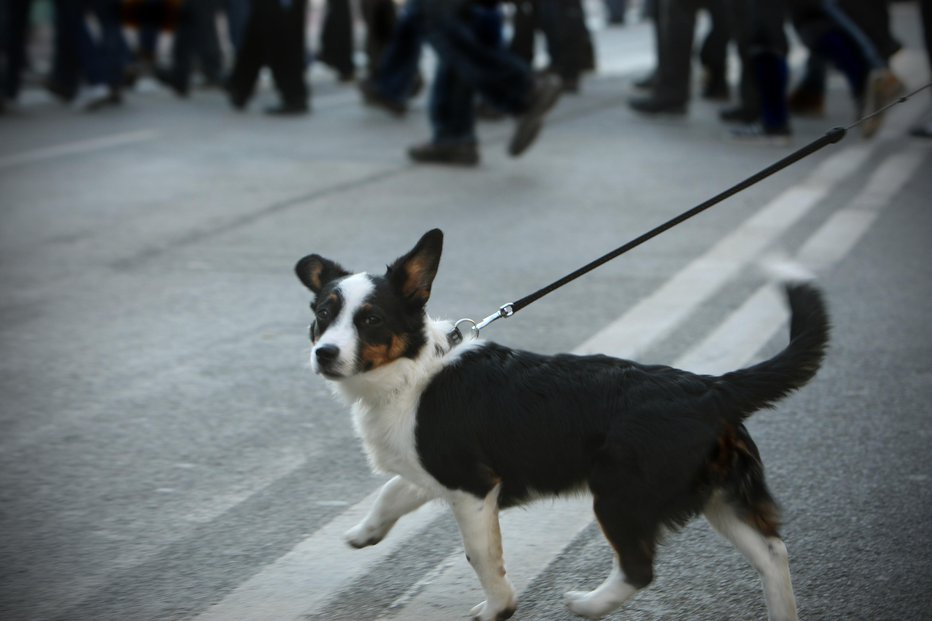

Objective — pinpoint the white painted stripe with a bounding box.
[676,150,924,375]
[0,130,158,169]
[194,490,445,621]
[574,145,873,358]
[377,496,593,621]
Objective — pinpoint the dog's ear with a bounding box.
[387,229,443,307]
[295,254,350,295]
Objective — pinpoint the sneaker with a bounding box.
[508,73,563,157]
[729,124,792,147]
[860,68,906,139]
[408,142,480,167]
[628,95,687,115]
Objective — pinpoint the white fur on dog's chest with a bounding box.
[352,397,433,487]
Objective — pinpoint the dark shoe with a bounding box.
[264,101,309,116]
[628,95,686,115]
[909,121,932,138]
[224,80,248,110]
[359,79,406,117]
[407,142,480,167]
[719,105,758,124]
[154,66,189,97]
[509,73,563,158]
[787,88,825,117]
[43,78,76,103]
[729,123,792,146]
[476,100,506,121]
[701,74,730,101]
[632,71,656,91]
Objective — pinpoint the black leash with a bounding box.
[448,81,932,346]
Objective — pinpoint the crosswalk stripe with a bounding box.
[676,149,925,376]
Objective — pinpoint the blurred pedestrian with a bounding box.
[909,0,932,138]
[406,0,563,166]
[155,0,224,97]
[1,0,32,111]
[226,0,310,115]
[509,0,594,93]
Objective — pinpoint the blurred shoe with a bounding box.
[628,95,686,115]
[43,78,76,103]
[74,85,121,111]
[633,72,656,91]
[264,101,309,116]
[154,67,189,97]
[476,100,506,121]
[860,68,906,139]
[909,120,932,139]
[787,88,825,117]
[729,123,792,146]
[359,79,406,117]
[509,73,563,157]
[408,142,480,167]
[224,80,248,111]
[719,105,758,124]
[701,74,729,101]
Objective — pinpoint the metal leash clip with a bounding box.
[448,303,515,346]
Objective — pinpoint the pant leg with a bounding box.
[422,0,533,115]
[193,0,223,81]
[226,0,250,51]
[227,0,268,101]
[700,0,730,80]
[373,1,424,102]
[269,0,308,104]
[319,0,354,74]
[362,0,397,79]
[3,0,32,99]
[430,54,477,144]
[653,0,699,103]
[87,0,127,89]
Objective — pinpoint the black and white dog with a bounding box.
[295,229,828,621]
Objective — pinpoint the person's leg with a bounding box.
[3,0,32,101]
[699,0,731,100]
[361,0,397,80]
[226,0,266,109]
[268,0,309,112]
[318,0,355,79]
[629,0,698,113]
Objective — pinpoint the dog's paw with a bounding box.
[469,599,517,621]
[564,590,613,620]
[344,522,384,549]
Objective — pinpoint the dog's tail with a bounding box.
[714,283,830,421]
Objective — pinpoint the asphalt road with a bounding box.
[1,6,931,621]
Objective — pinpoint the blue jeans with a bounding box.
[421,0,533,144]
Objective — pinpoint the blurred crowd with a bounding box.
[1,0,930,165]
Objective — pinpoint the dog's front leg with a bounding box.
[345,476,434,548]
[448,486,517,621]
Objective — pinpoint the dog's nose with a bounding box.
[315,344,340,365]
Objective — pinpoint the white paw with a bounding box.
[564,590,612,619]
[344,522,383,549]
[469,599,517,621]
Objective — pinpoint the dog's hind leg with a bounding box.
[345,475,435,548]
[704,491,798,621]
[448,485,517,621]
[564,491,656,619]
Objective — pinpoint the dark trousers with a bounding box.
[421,0,533,143]
[509,0,590,83]
[318,0,397,78]
[228,0,308,105]
[2,0,31,99]
[51,0,127,92]
[373,2,425,104]
[169,0,223,87]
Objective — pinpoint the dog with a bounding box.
[294,229,828,621]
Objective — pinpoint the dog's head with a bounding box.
[295,229,443,380]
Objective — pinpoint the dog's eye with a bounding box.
[362,314,383,327]
[316,308,331,322]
